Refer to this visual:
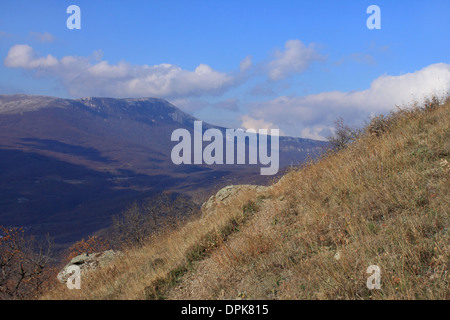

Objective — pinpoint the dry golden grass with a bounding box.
[42,188,262,299]
[43,98,449,300]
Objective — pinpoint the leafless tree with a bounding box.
[0,226,54,300]
[328,117,360,151]
[110,193,199,248]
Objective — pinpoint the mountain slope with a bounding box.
[44,96,449,300]
[0,94,326,248]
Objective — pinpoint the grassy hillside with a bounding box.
[44,97,449,300]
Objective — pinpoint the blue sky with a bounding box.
[1,0,449,139]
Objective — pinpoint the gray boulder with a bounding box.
[57,249,122,283]
[201,185,267,214]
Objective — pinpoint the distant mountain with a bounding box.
[0,94,327,248]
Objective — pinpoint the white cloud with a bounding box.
[300,125,333,141]
[241,114,283,134]
[3,39,323,100]
[244,63,450,140]
[4,45,58,69]
[4,44,235,99]
[5,43,449,143]
[267,39,324,81]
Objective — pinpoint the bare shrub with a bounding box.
[327,117,360,151]
[65,235,110,262]
[423,95,441,111]
[111,193,199,248]
[0,226,55,300]
[366,114,391,137]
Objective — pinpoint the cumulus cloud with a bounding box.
[267,39,324,81]
[300,125,333,141]
[3,39,323,100]
[4,44,58,69]
[4,44,235,99]
[5,43,449,143]
[241,114,283,134]
[244,63,450,140]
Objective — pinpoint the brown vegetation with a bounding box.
[0,226,55,299]
[65,236,110,262]
[110,192,199,249]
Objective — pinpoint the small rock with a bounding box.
[201,185,268,215]
[334,252,341,261]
